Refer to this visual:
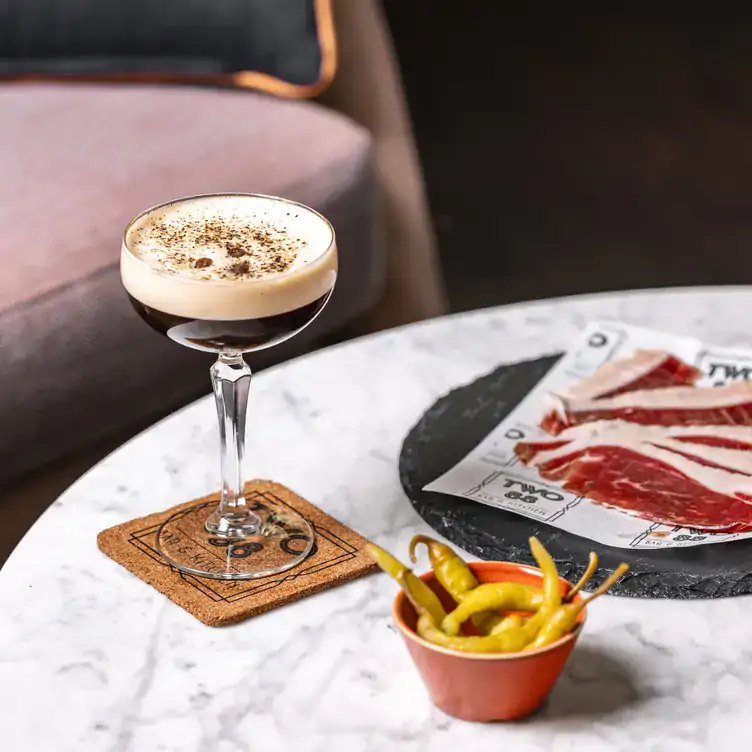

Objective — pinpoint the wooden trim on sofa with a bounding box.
[319,0,448,330]
[0,0,337,100]
[234,0,338,97]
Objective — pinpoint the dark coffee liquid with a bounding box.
[128,290,332,352]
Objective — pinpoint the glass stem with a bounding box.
[205,351,259,537]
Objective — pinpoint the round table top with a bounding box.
[3,287,752,752]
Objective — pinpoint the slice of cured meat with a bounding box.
[541,349,701,434]
[515,421,752,530]
[561,350,701,401]
[541,381,752,436]
[541,349,701,433]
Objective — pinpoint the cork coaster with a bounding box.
[97,480,378,626]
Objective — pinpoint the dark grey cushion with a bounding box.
[0,0,324,84]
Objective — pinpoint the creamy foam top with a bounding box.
[121,195,337,320]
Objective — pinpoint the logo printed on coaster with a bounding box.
[98,480,378,626]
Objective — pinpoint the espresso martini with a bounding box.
[121,194,337,352]
[120,194,337,580]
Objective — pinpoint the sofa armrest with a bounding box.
[318,0,448,330]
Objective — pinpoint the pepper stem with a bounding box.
[584,562,629,604]
[564,551,599,603]
[409,534,439,564]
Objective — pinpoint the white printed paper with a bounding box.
[425,321,752,549]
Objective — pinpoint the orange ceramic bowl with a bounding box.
[393,560,585,722]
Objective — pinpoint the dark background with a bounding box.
[384,7,752,311]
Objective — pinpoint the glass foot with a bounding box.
[155,500,315,580]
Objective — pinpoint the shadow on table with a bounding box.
[537,645,647,721]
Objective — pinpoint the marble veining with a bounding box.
[3,288,752,750]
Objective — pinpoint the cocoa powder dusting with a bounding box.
[141,212,303,280]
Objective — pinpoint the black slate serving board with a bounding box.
[399,355,752,599]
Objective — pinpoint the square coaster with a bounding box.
[97,480,378,626]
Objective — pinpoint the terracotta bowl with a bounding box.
[392,560,585,722]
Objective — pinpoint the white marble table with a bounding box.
[3,287,752,751]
